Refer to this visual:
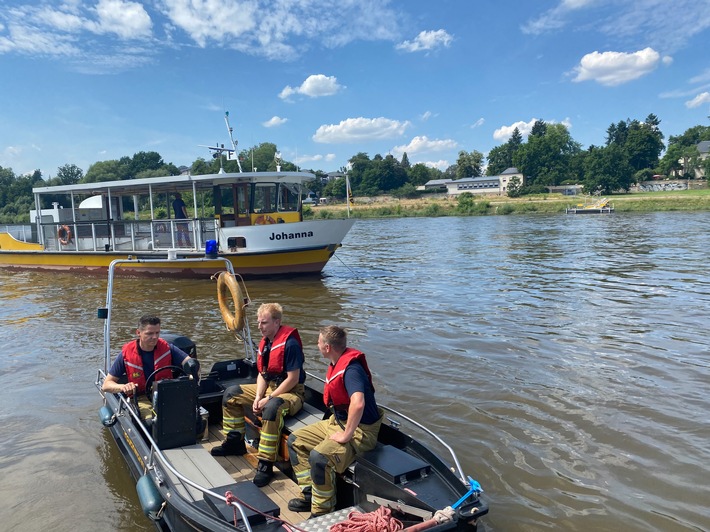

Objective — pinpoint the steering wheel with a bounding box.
[144,364,188,396]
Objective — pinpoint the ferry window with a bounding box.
[278,183,299,212]
[217,186,235,215]
[254,183,277,213]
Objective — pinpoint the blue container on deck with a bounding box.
[205,239,218,259]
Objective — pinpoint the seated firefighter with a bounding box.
[287,325,383,517]
[211,303,306,487]
[102,314,199,421]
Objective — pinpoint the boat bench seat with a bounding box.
[162,444,280,525]
[350,443,431,484]
[163,444,236,501]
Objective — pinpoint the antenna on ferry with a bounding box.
[224,111,243,173]
[199,112,243,174]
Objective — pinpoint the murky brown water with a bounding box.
[1,212,709,531]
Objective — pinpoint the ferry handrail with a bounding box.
[36,218,217,252]
[95,369,254,531]
[305,370,468,484]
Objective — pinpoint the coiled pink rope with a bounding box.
[329,506,403,532]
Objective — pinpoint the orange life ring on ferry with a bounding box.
[216,272,245,332]
[254,215,276,225]
[57,225,72,245]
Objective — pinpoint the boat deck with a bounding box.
[202,426,310,524]
[161,397,360,531]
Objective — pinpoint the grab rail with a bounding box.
[95,368,254,532]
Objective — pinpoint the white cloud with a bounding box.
[421,160,449,171]
[471,118,485,128]
[686,92,710,108]
[279,74,344,100]
[391,136,458,158]
[494,119,538,141]
[571,48,667,86]
[492,117,572,141]
[522,0,594,34]
[524,1,710,53]
[93,0,152,39]
[0,23,80,55]
[263,116,288,128]
[396,29,453,52]
[294,153,336,165]
[313,117,411,143]
[159,0,256,48]
[158,1,401,59]
[421,111,432,121]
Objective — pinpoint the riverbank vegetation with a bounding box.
[305,188,710,219]
[0,115,708,223]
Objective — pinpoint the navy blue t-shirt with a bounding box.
[343,361,379,425]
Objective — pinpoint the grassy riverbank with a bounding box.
[305,188,710,219]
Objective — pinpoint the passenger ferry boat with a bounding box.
[0,114,353,277]
[95,257,489,531]
[0,170,354,277]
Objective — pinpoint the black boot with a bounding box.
[211,431,247,456]
[253,459,274,487]
[287,487,312,512]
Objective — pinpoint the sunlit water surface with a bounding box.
[1,212,709,531]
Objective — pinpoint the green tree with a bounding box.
[324,177,346,198]
[132,151,165,174]
[455,150,484,178]
[83,160,125,183]
[530,120,547,138]
[400,152,411,169]
[513,123,580,186]
[408,163,433,186]
[487,127,523,176]
[582,144,633,193]
[506,175,522,197]
[56,163,83,185]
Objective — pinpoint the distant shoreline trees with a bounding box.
[1,117,709,223]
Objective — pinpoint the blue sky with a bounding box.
[1,0,709,177]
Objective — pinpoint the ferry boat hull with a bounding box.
[0,222,353,277]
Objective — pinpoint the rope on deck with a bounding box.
[329,506,403,532]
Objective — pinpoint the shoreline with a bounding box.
[306,189,710,218]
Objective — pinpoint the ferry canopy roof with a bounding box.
[32,171,316,197]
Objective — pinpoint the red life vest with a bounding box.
[122,338,172,395]
[256,326,302,383]
[323,348,373,410]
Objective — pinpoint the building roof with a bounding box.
[447,176,499,184]
[698,141,710,154]
[501,167,520,175]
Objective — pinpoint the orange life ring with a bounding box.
[57,225,72,245]
[254,215,276,225]
[216,272,245,332]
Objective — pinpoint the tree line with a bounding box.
[1,116,709,223]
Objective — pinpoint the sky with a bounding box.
[1,0,709,178]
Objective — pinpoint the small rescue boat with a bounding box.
[95,257,489,531]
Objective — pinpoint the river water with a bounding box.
[1,212,709,531]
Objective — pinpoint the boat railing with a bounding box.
[37,218,218,252]
[0,224,34,242]
[99,257,253,528]
[95,369,255,532]
[305,370,468,484]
